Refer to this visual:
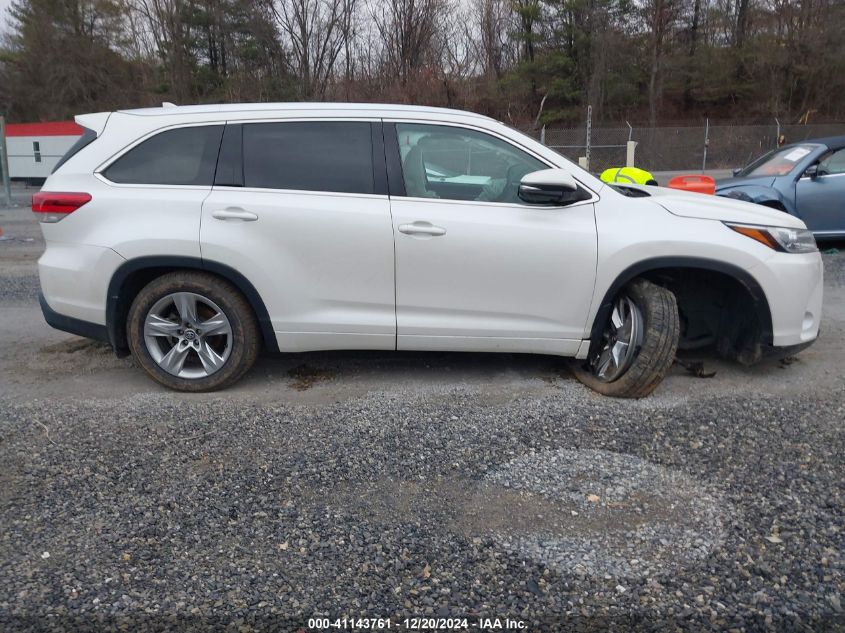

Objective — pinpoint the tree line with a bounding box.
[1,0,843,126]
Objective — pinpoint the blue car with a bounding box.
[716,135,845,240]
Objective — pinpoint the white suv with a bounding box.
[34,103,823,397]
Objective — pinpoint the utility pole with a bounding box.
[0,116,12,206]
[585,105,592,172]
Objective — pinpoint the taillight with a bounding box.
[32,192,92,223]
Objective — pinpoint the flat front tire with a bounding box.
[127,272,260,392]
[573,278,679,398]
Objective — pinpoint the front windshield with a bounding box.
[738,144,819,177]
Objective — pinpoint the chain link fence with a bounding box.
[537,121,845,174]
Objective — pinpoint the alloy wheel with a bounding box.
[143,292,233,379]
[589,295,644,382]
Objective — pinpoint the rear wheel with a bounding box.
[127,272,260,392]
[573,278,679,398]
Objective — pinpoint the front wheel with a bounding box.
[127,272,260,392]
[573,278,679,398]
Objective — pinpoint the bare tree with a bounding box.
[125,0,195,100]
[272,0,357,98]
[372,0,450,90]
[469,0,512,79]
[643,0,678,126]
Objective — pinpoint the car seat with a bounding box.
[402,145,437,198]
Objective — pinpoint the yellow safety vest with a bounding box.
[600,167,657,186]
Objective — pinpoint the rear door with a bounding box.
[796,147,845,235]
[200,120,396,352]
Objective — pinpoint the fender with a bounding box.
[589,256,774,346]
[106,256,279,355]
[717,185,792,214]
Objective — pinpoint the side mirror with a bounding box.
[804,164,819,179]
[518,169,579,205]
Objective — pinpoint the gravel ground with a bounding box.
[0,272,39,303]
[1,188,843,631]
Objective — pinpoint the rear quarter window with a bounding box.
[52,128,97,174]
[104,125,224,186]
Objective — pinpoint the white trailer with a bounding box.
[6,121,83,183]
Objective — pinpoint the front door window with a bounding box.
[396,123,547,204]
[818,148,845,176]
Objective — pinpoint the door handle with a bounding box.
[212,208,258,222]
[398,222,446,237]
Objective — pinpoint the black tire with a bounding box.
[127,271,260,392]
[573,278,679,398]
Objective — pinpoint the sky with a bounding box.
[0,0,10,35]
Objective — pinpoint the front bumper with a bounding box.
[752,250,823,347]
[762,339,817,360]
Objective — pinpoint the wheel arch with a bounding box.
[106,256,279,356]
[590,257,774,347]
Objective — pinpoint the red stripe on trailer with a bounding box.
[5,121,84,137]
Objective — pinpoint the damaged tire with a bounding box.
[573,278,679,398]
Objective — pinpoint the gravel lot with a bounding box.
[1,186,843,631]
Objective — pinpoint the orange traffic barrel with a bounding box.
[667,174,716,195]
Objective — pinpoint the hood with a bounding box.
[715,175,776,190]
[632,185,806,229]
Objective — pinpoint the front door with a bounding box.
[201,120,396,352]
[796,147,845,235]
[387,122,598,356]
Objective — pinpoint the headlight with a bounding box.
[725,223,818,253]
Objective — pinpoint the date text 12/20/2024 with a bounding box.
[306,617,527,630]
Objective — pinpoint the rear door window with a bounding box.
[104,125,223,185]
[242,121,374,194]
